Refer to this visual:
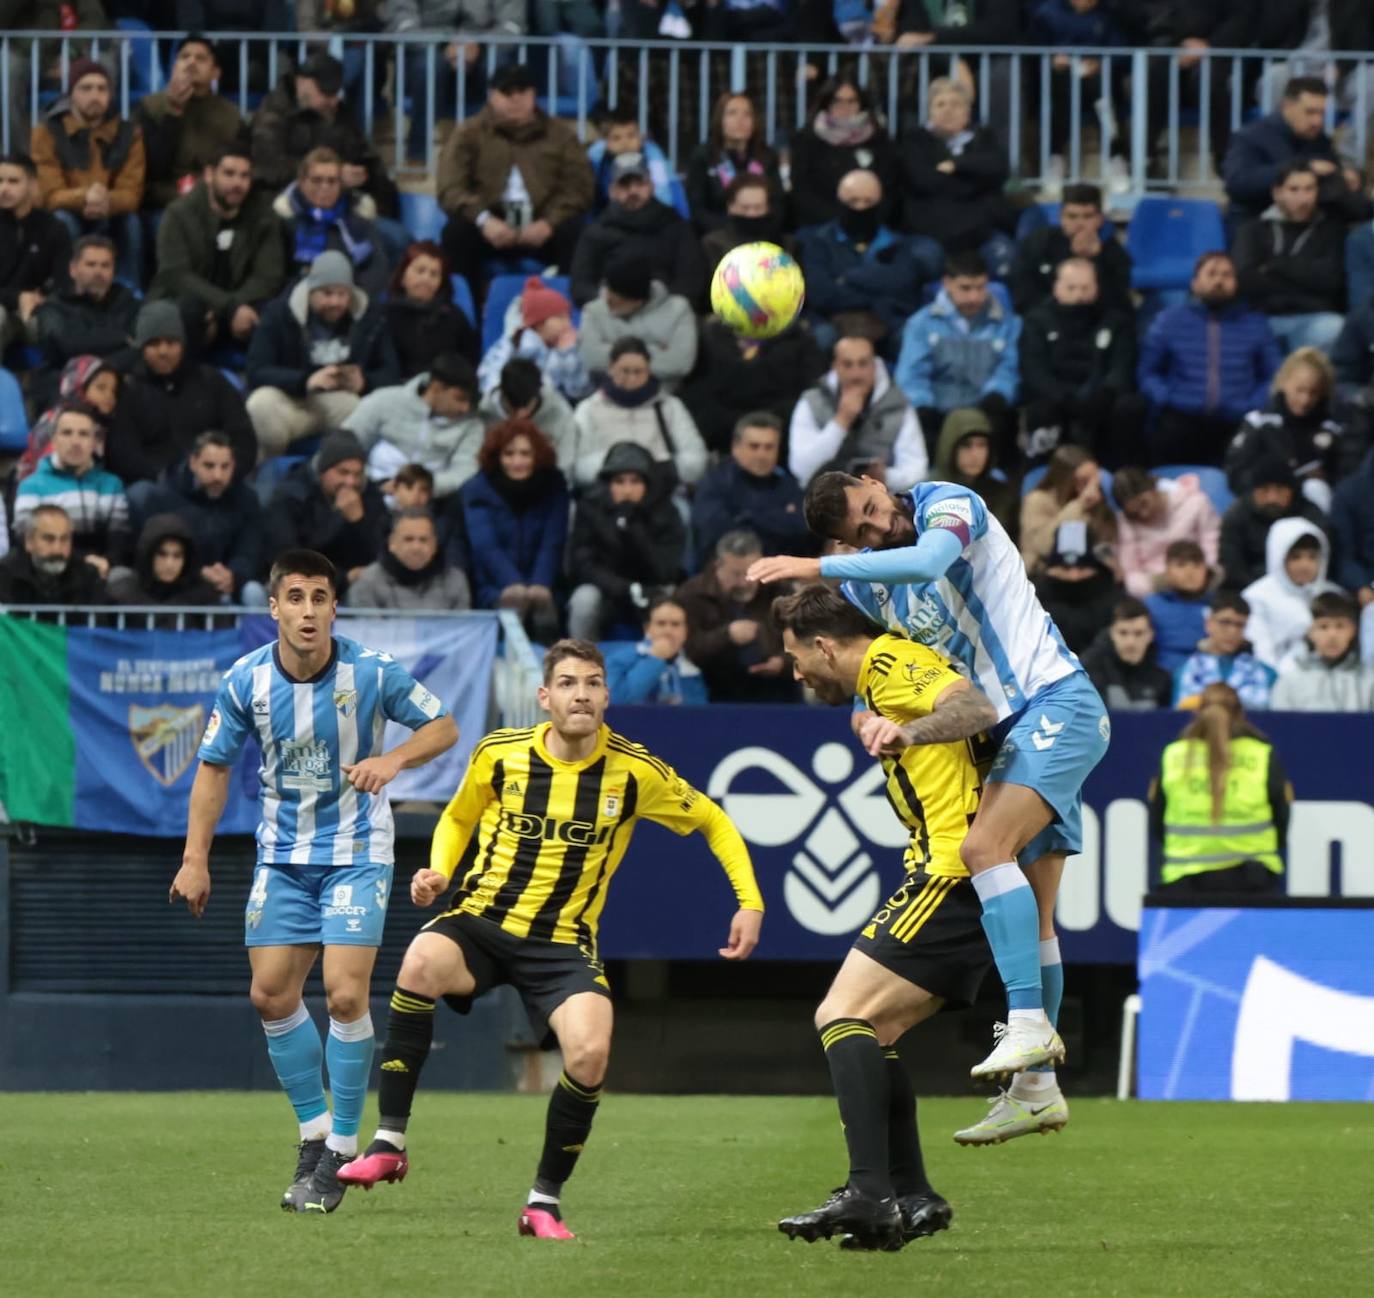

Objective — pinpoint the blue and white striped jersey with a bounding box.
[837,482,1081,721]
[198,635,447,866]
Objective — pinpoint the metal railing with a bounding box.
[6,30,1373,195]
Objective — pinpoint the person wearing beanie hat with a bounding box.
[1219,450,1332,590]
[133,300,186,349]
[577,251,699,391]
[476,275,592,405]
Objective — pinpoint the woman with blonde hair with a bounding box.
[1019,444,1118,576]
[1148,683,1292,895]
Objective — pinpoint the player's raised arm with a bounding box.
[859,678,999,757]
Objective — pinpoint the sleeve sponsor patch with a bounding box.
[203,708,222,742]
[924,510,972,547]
[409,681,442,719]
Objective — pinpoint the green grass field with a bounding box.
[2,1093,1369,1298]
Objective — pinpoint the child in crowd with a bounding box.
[1174,590,1276,710]
[1240,519,1342,670]
[1271,591,1374,710]
[587,104,675,213]
[1144,540,1213,672]
[477,277,593,405]
[390,463,434,513]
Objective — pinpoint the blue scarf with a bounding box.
[288,183,374,269]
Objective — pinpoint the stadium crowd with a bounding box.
[2,9,1374,715]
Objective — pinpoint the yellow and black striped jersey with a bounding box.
[857,634,994,879]
[431,722,763,948]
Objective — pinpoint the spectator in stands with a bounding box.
[275,146,391,299]
[1137,252,1281,467]
[0,151,69,351]
[32,59,145,288]
[1219,457,1330,590]
[15,354,120,483]
[186,1,293,100]
[604,595,708,706]
[1231,160,1347,354]
[1222,76,1370,224]
[699,174,789,280]
[930,407,1018,539]
[1082,596,1173,711]
[1009,183,1133,316]
[108,513,219,606]
[570,153,706,309]
[789,78,899,232]
[794,169,940,363]
[2,4,110,159]
[1019,445,1117,577]
[894,250,1020,461]
[1333,288,1374,419]
[245,251,400,460]
[572,336,706,490]
[105,301,256,490]
[692,411,811,567]
[33,234,138,408]
[1331,449,1374,653]
[790,334,927,491]
[131,431,262,605]
[1272,591,1374,710]
[1146,540,1216,673]
[343,351,485,499]
[1174,591,1276,709]
[684,91,784,235]
[586,105,674,215]
[1113,467,1222,600]
[13,402,130,578]
[677,528,798,703]
[149,142,286,356]
[577,253,698,391]
[479,275,591,403]
[390,463,434,513]
[261,429,390,593]
[566,441,685,641]
[1241,520,1341,670]
[437,64,593,288]
[0,502,108,605]
[896,78,1015,279]
[479,356,578,472]
[384,241,480,375]
[1021,256,1141,468]
[346,507,472,610]
[135,36,244,213]
[1033,519,1123,655]
[1348,213,1374,313]
[459,418,568,641]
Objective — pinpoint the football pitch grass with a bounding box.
[2,1093,1370,1298]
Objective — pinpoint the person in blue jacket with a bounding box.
[458,416,570,642]
[603,594,708,706]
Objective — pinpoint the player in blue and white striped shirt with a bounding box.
[170,549,457,1214]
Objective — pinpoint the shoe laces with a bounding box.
[293,1140,323,1181]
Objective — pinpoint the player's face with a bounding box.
[539,657,608,737]
[781,628,849,705]
[840,479,916,550]
[270,574,337,655]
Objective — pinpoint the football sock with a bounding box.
[971,863,1045,1013]
[533,1071,603,1198]
[262,1002,329,1135]
[325,1012,374,1156]
[883,1049,933,1199]
[819,1018,891,1200]
[375,988,436,1134]
[1028,937,1064,1078]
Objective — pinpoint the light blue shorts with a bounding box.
[987,672,1111,863]
[244,860,394,948]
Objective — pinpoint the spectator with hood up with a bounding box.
[929,407,1018,540]
[108,513,219,606]
[1218,456,1330,591]
[1240,519,1342,671]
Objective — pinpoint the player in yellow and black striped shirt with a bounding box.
[338,638,764,1239]
[772,585,999,1251]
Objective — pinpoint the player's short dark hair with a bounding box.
[0,151,37,177]
[542,638,606,684]
[1061,182,1102,210]
[1165,540,1205,565]
[1210,589,1249,617]
[943,249,988,280]
[771,583,878,642]
[394,462,434,491]
[72,233,116,259]
[804,470,862,540]
[1283,76,1328,101]
[191,429,234,456]
[732,410,782,442]
[1111,597,1150,624]
[1311,590,1359,623]
[269,549,338,597]
[1111,466,1156,507]
[209,139,252,169]
[1275,159,1318,187]
[609,335,650,364]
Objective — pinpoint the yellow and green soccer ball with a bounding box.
[709,241,805,340]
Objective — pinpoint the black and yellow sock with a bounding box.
[819,1018,891,1200]
[375,988,436,1133]
[532,1071,603,1198]
[884,1048,934,1199]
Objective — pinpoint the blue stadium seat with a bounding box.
[1153,464,1235,517]
[450,274,476,328]
[668,175,691,221]
[0,366,28,453]
[399,191,446,243]
[1125,197,1226,292]
[1021,462,1114,499]
[482,272,573,352]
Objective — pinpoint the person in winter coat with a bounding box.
[1231,160,1347,355]
[1271,591,1374,710]
[458,418,569,641]
[1019,445,1117,578]
[699,174,791,281]
[1032,519,1123,655]
[346,508,472,610]
[1240,519,1343,670]
[1219,456,1331,590]
[789,78,900,231]
[571,337,707,491]
[478,276,592,405]
[343,353,485,499]
[108,512,219,606]
[0,151,70,351]
[245,251,401,459]
[569,152,706,308]
[15,353,119,483]
[1008,183,1133,316]
[1112,467,1222,599]
[683,92,784,236]
[1081,597,1173,710]
[1174,590,1277,710]
[603,595,708,706]
[577,256,698,392]
[383,241,480,376]
[0,502,108,605]
[586,106,674,215]
[1330,449,1374,654]
[1145,540,1215,673]
[565,440,685,640]
[105,301,256,490]
[479,358,578,475]
[930,407,1018,541]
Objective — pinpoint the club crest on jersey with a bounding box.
[603,794,620,817]
[131,703,204,787]
[334,689,358,717]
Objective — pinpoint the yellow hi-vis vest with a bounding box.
[1159,736,1283,884]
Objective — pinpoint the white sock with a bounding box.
[1011,1069,1057,1097]
[528,1189,560,1207]
[326,1131,358,1157]
[300,1113,332,1142]
[375,1128,406,1151]
[1007,1007,1051,1027]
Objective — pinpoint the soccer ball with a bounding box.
[710,242,805,340]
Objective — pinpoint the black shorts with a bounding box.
[852,870,992,1009]
[422,910,610,1040]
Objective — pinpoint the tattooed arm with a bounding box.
[857,680,999,757]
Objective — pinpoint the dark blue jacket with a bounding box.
[1029,0,1126,46]
[1331,299,1374,398]
[136,460,263,593]
[1221,112,1369,221]
[1331,450,1374,594]
[795,221,937,339]
[1137,299,1280,423]
[459,468,570,608]
[1144,587,1210,673]
[690,458,813,569]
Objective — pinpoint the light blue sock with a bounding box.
[263,1003,329,1130]
[325,1013,375,1153]
[1030,937,1064,1074]
[971,863,1044,1011]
